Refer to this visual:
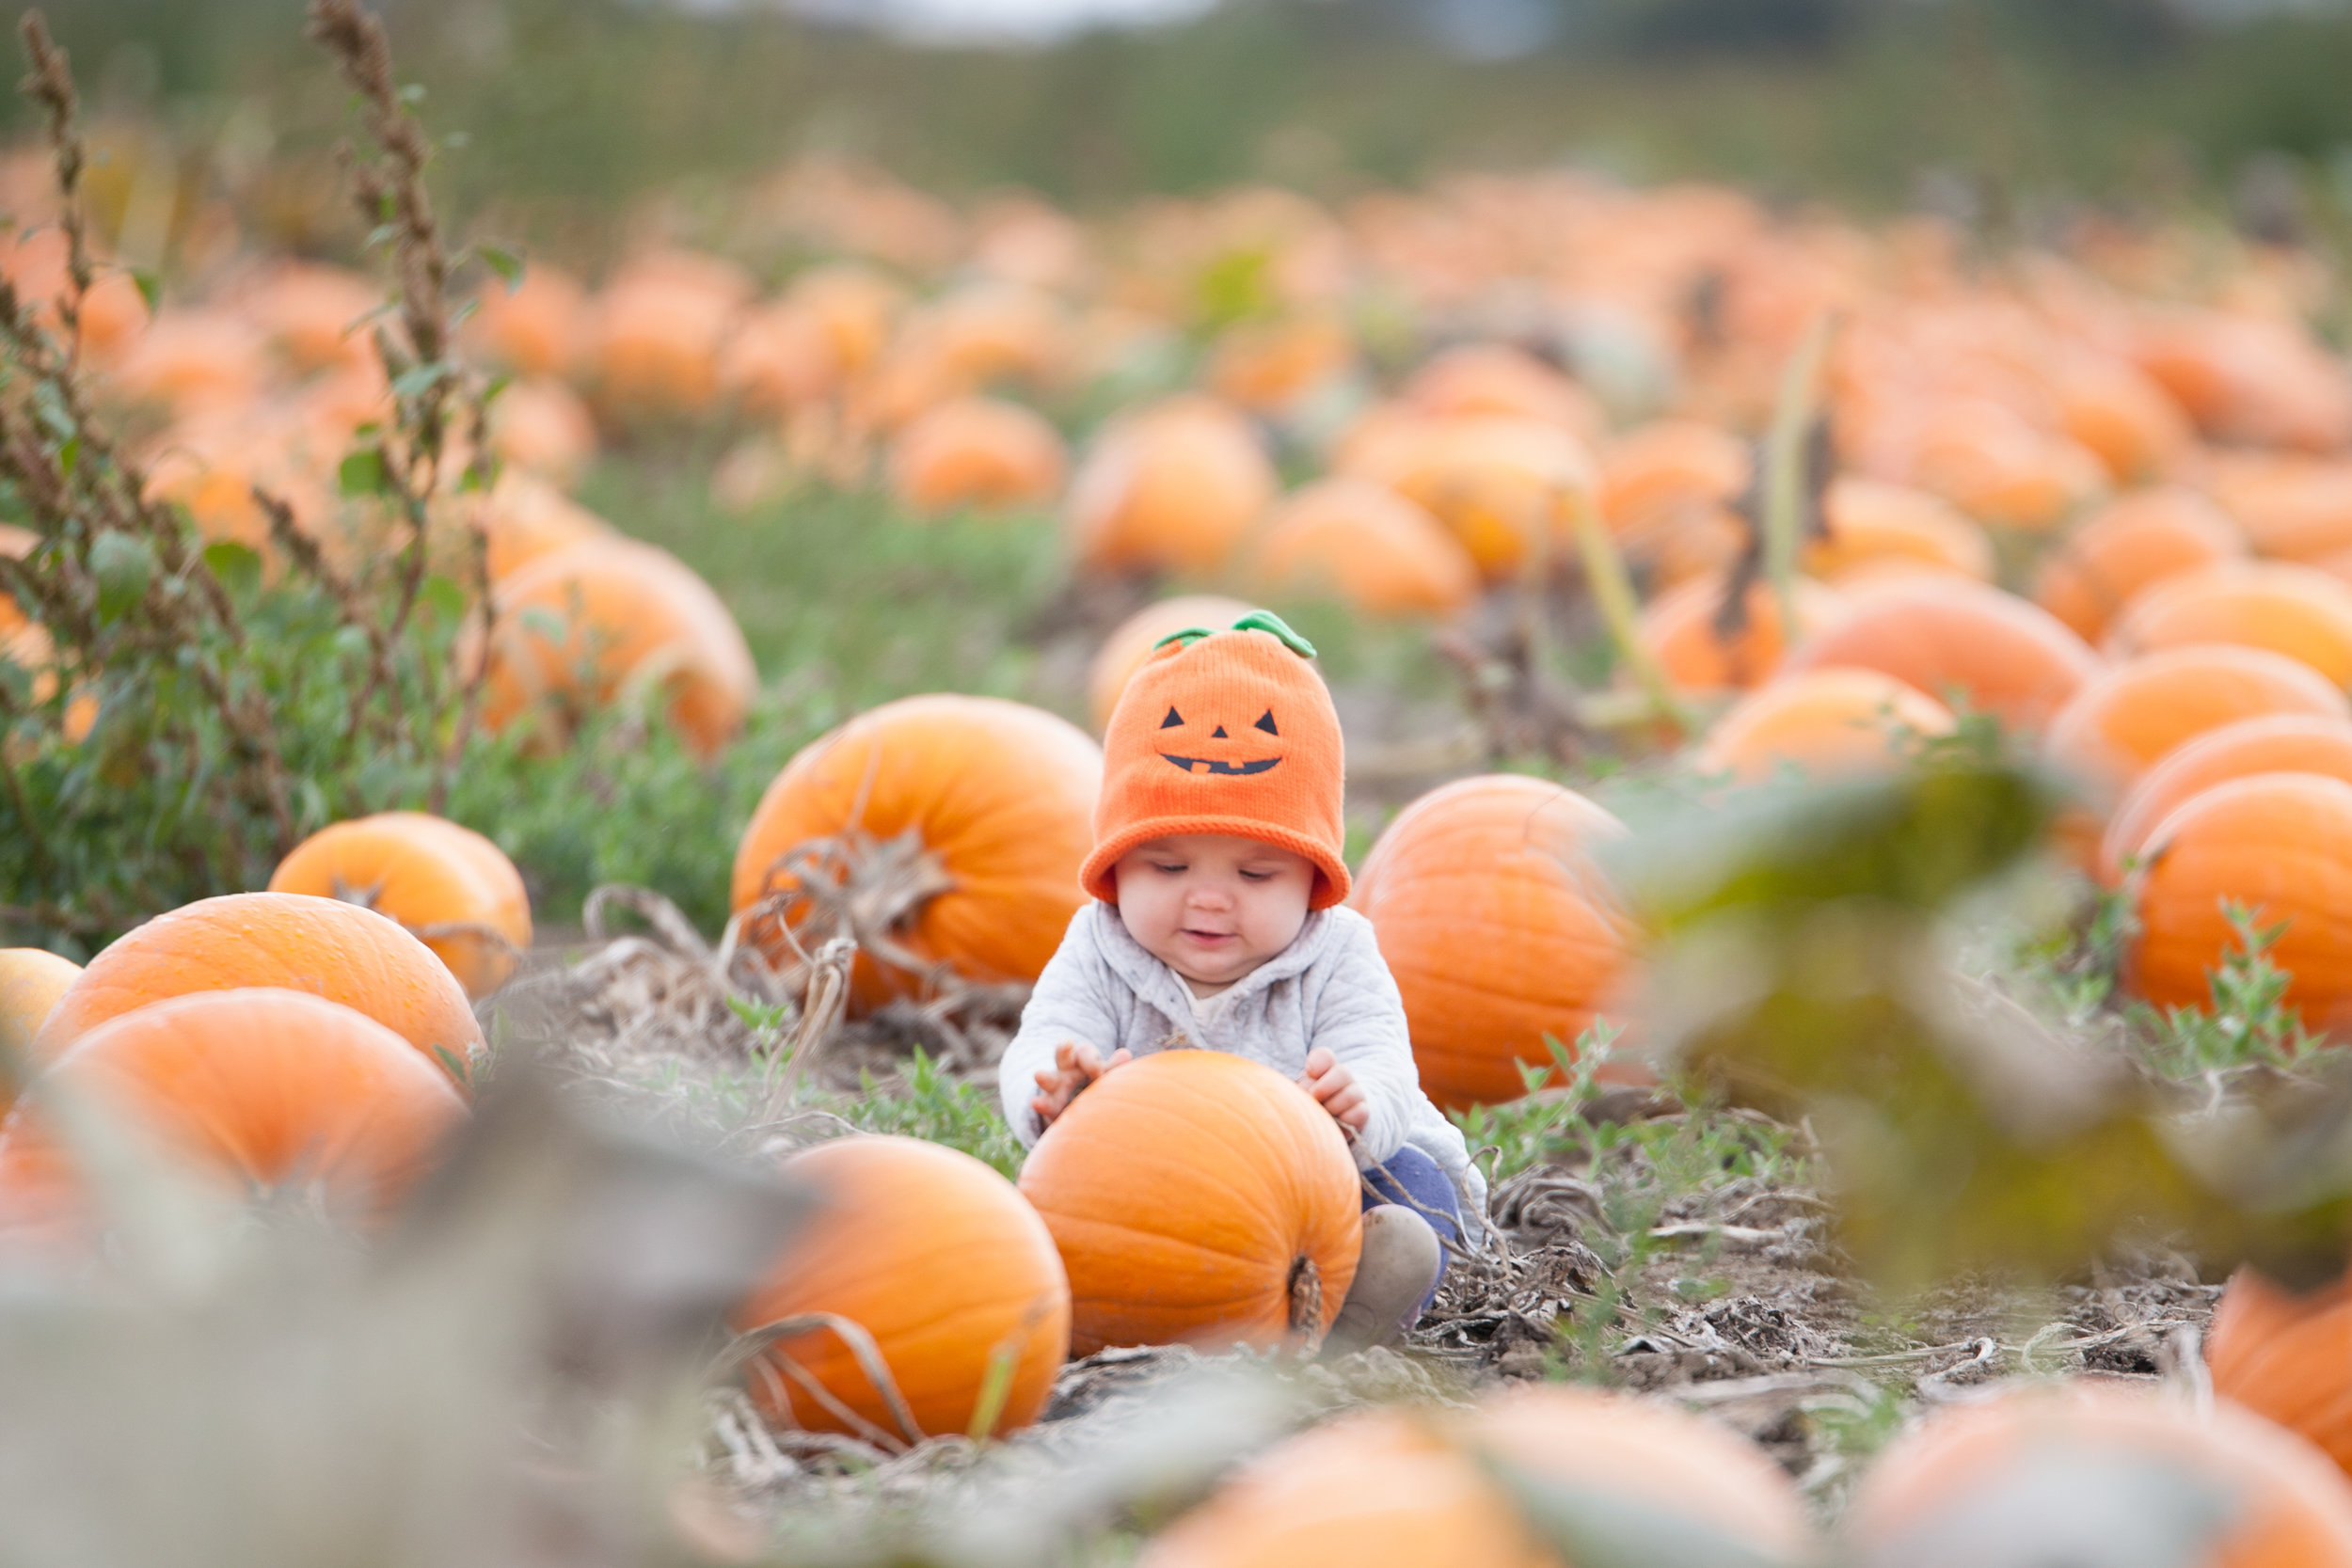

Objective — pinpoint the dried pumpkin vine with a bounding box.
[0,2,509,952]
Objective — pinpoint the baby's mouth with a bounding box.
[1158,753,1281,777]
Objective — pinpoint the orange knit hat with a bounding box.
[1081,610,1349,909]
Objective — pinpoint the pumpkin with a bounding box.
[1208,314,1356,414]
[267,813,532,1000]
[246,261,379,372]
[1778,574,2103,735]
[33,892,483,1076]
[2206,456,2352,564]
[1065,395,1277,576]
[586,251,755,418]
[2053,347,2194,484]
[468,470,614,582]
[887,395,1068,516]
[1403,343,1606,442]
[0,988,467,1234]
[2209,1267,2352,1481]
[0,522,34,640]
[2033,486,2248,643]
[1843,1382,2352,1567]
[1088,595,1261,734]
[485,377,599,484]
[2128,771,2352,1028]
[112,310,268,416]
[1017,1049,1360,1355]
[735,1134,1070,1442]
[1905,395,2110,533]
[2102,715,2352,882]
[2106,562,2352,688]
[1140,1385,1814,1568]
[1803,476,1995,584]
[478,537,757,760]
[1695,668,1957,784]
[2137,310,2352,454]
[0,948,79,1073]
[1345,414,1597,581]
[720,299,850,413]
[731,694,1102,1009]
[1597,419,1752,539]
[465,262,587,379]
[1252,478,1480,619]
[2043,646,2351,814]
[1350,775,1636,1110]
[1636,575,1848,695]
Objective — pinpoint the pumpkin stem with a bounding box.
[749,825,960,991]
[326,872,386,910]
[1286,1253,1325,1353]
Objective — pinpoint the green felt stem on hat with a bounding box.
[1150,610,1318,659]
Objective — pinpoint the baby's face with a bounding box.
[1113,833,1316,992]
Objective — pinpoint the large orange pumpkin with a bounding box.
[2106,562,2352,689]
[1843,1382,2352,1567]
[2042,646,2350,813]
[1,988,467,1228]
[2102,715,2352,881]
[2210,1267,2352,1481]
[2033,486,2247,644]
[1350,776,1636,1109]
[2206,456,2352,563]
[1087,594,1260,734]
[1251,478,1480,619]
[1694,668,1957,784]
[585,251,754,419]
[2128,772,2352,1029]
[32,892,484,1075]
[1139,1385,1814,1568]
[1403,343,1605,442]
[2053,347,2194,484]
[887,395,1068,516]
[1345,414,1597,581]
[467,470,615,582]
[731,695,1102,1008]
[1635,575,1849,695]
[1778,574,2103,735]
[1065,395,1277,576]
[735,1134,1070,1442]
[1804,476,1995,585]
[1018,1049,1360,1356]
[267,813,532,1000]
[2137,310,2352,454]
[1597,419,1752,539]
[479,538,757,761]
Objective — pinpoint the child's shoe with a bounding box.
[1323,1204,1442,1355]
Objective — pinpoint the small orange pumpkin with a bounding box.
[731,695,1103,1010]
[478,538,758,761]
[2102,715,2352,881]
[2106,562,2352,689]
[1843,1381,2352,1567]
[735,1134,1070,1442]
[2209,1266,2352,1481]
[0,988,467,1237]
[1018,1049,1360,1356]
[1350,776,1636,1110]
[2128,772,2352,1028]
[2205,456,2352,564]
[1778,574,2103,735]
[485,377,599,484]
[33,892,484,1076]
[1087,595,1260,735]
[0,948,79,1076]
[585,251,754,419]
[1345,414,1597,581]
[465,262,587,379]
[2032,486,2247,644]
[267,813,532,1000]
[2137,310,2352,454]
[1804,476,1996,585]
[1403,342,1605,442]
[1140,1385,1815,1568]
[1695,668,1957,784]
[1065,396,1277,576]
[1597,419,1752,540]
[887,395,1068,516]
[2043,646,2352,813]
[1252,478,1480,619]
[2053,347,2194,484]
[1636,575,1849,696]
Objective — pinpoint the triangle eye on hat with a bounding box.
[1081,610,1351,909]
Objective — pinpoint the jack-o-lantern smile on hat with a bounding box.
[1082,610,1350,909]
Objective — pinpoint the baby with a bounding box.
[1001,611,1483,1354]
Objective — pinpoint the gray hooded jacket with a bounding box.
[1000,902,1487,1217]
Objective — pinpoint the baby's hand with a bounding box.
[1031,1041,1132,1130]
[1298,1047,1369,1144]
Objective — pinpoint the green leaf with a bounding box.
[200,540,262,598]
[88,531,155,626]
[390,362,449,401]
[128,266,160,315]
[339,449,390,498]
[331,625,372,662]
[56,436,78,480]
[419,575,466,624]
[476,244,525,293]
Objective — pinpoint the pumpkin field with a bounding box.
[22,0,2352,1562]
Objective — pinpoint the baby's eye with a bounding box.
[1152,862,1187,876]
[1239,868,1273,882]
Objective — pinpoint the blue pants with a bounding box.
[1359,1145,1462,1305]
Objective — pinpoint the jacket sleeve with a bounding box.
[1307,915,1423,1169]
[998,908,1127,1148]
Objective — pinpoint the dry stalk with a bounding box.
[713,1311,930,1451]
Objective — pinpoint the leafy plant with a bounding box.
[834,1049,1027,1180]
[2137,901,2324,1077]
